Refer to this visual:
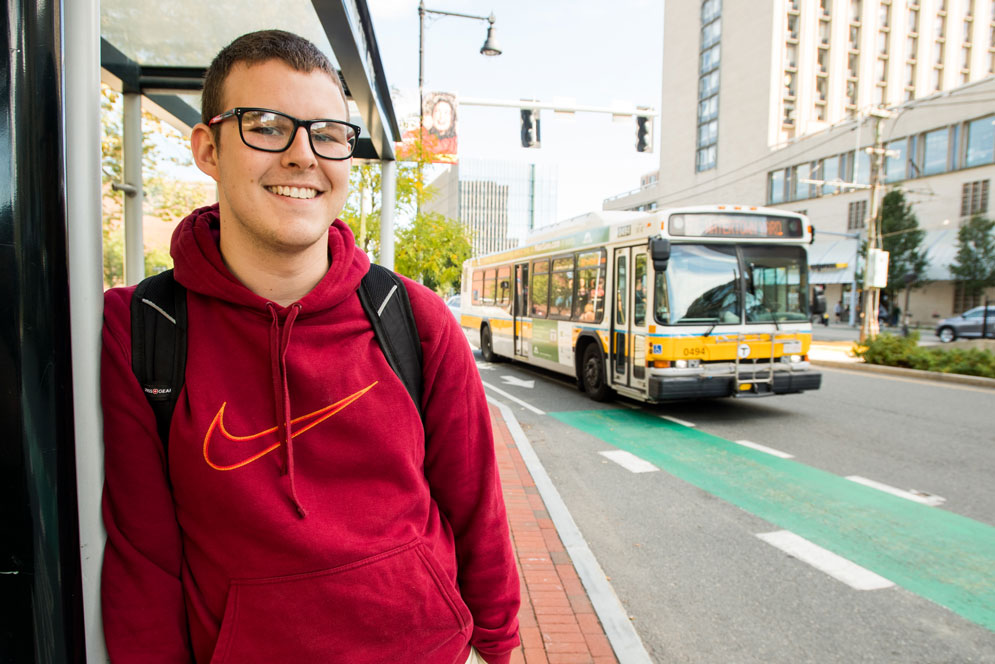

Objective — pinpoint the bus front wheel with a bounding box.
[481,325,499,362]
[581,344,612,402]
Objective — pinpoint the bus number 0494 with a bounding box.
[682,347,707,357]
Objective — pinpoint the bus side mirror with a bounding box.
[650,238,670,272]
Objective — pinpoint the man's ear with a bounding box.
[190,123,220,181]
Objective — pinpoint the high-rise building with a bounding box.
[425,160,558,257]
[607,0,995,322]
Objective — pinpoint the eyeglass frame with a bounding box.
[207,107,362,161]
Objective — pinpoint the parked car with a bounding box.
[935,305,995,342]
[445,295,461,320]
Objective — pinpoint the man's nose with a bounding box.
[282,126,316,167]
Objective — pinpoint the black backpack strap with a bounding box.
[358,264,424,417]
[131,269,187,449]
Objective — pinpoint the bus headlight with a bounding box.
[672,359,701,369]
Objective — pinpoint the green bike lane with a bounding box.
[548,408,995,632]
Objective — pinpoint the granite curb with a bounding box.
[809,357,995,389]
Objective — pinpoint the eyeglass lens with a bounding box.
[240,110,357,159]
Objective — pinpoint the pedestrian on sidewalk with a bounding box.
[834,301,843,323]
[99,30,520,664]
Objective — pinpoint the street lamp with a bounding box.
[418,1,501,139]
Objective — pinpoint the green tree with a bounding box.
[395,212,472,293]
[879,189,929,313]
[341,130,471,293]
[949,214,995,298]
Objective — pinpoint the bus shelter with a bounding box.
[1,2,400,660]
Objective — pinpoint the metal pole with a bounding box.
[65,0,108,659]
[123,92,144,285]
[860,112,887,342]
[1,0,86,659]
[849,239,859,327]
[381,158,397,270]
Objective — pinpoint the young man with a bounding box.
[100,30,520,663]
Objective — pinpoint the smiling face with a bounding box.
[191,59,351,262]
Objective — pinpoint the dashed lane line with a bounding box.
[733,439,795,459]
[660,415,696,427]
[599,450,660,473]
[847,475,947,507]
[757,530,895,590]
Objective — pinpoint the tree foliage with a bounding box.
[879,189,929,305]
[341,131,471,294]
[395,212,472,293]
[949,214,995,297]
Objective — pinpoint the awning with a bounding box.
[806,238,859,285]
[100,0,399,160]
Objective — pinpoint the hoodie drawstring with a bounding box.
[267,302,306,518]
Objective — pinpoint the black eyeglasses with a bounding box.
[208,107,361,160]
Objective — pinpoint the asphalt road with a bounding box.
[477,353,995,663]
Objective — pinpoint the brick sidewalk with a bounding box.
[490,404,619,664]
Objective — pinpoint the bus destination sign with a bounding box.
[669,213,804,239]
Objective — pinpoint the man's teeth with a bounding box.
[267,185,318,199]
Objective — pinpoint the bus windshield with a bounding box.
[743,246,808,323]
[658,244,741,324]
[655,244,809,325]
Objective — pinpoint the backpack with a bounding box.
[130,264,423,448]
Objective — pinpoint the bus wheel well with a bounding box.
[575,336,595,386]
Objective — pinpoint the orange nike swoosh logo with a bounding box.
[203,381,378,471]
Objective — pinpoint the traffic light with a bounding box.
[520,108,540,148]
[636,115,653,153]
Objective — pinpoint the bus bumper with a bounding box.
[648,368,822,401]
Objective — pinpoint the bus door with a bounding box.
[513,262,529,358]
[611,247,650,392]
[611,248,629,385]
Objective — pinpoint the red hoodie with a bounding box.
[101,204,520,663]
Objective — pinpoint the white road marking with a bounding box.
[733,439,795,459]
[487,398,655,664]
[481,381,546,415]
[499,375,535,389]
[599,450,660,474]
[846,476,947,506]
[660,415,696,427]
[757,530,894,591]
[474,361,495,371]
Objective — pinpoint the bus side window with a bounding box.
[634,254,647,327]
[531,260,549,318]
[472,270,483,306]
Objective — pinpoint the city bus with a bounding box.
[458,205,823,403]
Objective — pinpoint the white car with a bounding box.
[445,295,461,320]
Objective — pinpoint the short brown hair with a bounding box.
[201,30,347,132]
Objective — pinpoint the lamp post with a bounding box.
[418,1,501,141]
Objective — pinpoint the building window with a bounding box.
[965,115,995,167]
[885,138,907,182]
[821,155,840,194]
[848,200,868,229]
[697,0,722,172]
[961,180,990,216]
[769,169,787,204]
[794,162,812,200]
[922,127,950,175]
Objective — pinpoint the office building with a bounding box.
[425,160,558,256]
[606,0,995,322]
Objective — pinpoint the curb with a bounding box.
[810,358,995,389]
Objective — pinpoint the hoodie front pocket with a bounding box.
[209,540,472,664]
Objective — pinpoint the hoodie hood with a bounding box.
[170,203,370,315]
[169,203,371,517]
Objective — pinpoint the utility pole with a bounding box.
[860,108,891,343]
